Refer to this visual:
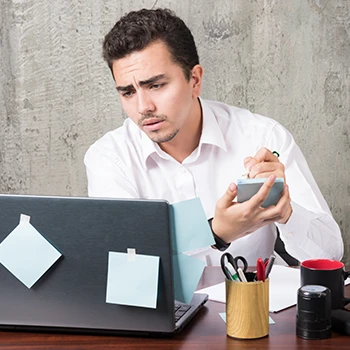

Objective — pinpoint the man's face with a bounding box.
[112,41,202,144]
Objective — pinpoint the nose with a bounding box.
[137,91,155,115]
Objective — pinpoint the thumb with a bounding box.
[216,183,237,209]
[244,156,253,168]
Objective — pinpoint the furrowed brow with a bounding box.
[115,74,166,92]
[139,74,166,87]
[116,84,134,92]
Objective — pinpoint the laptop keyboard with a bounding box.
[174,303,191,323]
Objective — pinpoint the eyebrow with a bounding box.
[116,74,166,92]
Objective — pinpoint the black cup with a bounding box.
[300,259,350,309]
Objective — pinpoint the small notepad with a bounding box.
[106,251,160,309]
[237,178,284,207]
[0,215,62,288]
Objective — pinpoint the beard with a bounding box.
[149,129,179,143]
[139,113,179,143]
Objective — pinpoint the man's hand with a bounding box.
[244,147,292,224]
[212,148,292,244]
[244,147,285,180]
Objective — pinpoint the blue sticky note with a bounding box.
[106,251,160,309]
[0,217,62,288]
[170,198,215,254]
[172,253,205,304]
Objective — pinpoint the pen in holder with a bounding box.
[225,272,269,339]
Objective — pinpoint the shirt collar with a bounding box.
[140,97,227,169]
[199,97,227,151]
[140,128,171,169]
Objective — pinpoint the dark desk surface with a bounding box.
[0,266,349,349]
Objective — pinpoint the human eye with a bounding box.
[121,90,135,98]
[150,83,165,90]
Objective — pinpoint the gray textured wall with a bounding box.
[1,1,349,262]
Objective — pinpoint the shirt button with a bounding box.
[287,232,293,238]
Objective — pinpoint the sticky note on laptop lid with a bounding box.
[106,249,160,309]
[0,214,62,288]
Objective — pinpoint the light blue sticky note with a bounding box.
[0,216,62,288]
[170,198,215,254]
[106,251,160,309]
[219,313,275,325]
[172,253,206,304]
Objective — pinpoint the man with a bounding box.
[84,8,343,265]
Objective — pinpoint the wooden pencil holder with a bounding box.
[225,276,269,339]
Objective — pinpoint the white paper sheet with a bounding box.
[268,265,301,312]
[196,265,350,313]
[219,312,276,324]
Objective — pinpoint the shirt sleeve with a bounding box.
[84,146,139,199]
[268,122,344,261]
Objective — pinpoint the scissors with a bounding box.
[220,253,249,281]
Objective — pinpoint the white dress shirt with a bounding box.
[84,98,343,266]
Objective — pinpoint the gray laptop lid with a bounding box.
[0,194,179,335]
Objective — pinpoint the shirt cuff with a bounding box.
[275,201,327,259]
[208,218,231,251]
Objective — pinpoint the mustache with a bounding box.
[138,113,168,125]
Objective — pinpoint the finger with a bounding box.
[276,185,292,221]
[243,156,254,168]
[253,147,279,164]
[262,217,280,225]
[244,157,257,171]
[254,172,284,179]
[216,182,238,210]
[249,175,276,208]
[244,147,278,171]
[249,161,285,179]
[277,184,290,204]
[261,184,291,221]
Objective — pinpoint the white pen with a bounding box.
[237,267,247,282]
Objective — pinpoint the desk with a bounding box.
[0,266,349,349]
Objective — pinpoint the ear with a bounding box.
[190,64,203,98]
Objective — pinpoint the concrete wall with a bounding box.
[1,1,349,262]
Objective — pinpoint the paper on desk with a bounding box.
[219,313,275,325]
[268,265,301,312]
[0,214,62,288]
[196,282,226,304]
[106,251,159,308]
[268,266,350,311]
[196,265,301,312]
[170,198,214,304]
[197,266,350,312]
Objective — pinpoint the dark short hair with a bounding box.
[102,8,199,80]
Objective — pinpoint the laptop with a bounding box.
[0,194,208,336]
